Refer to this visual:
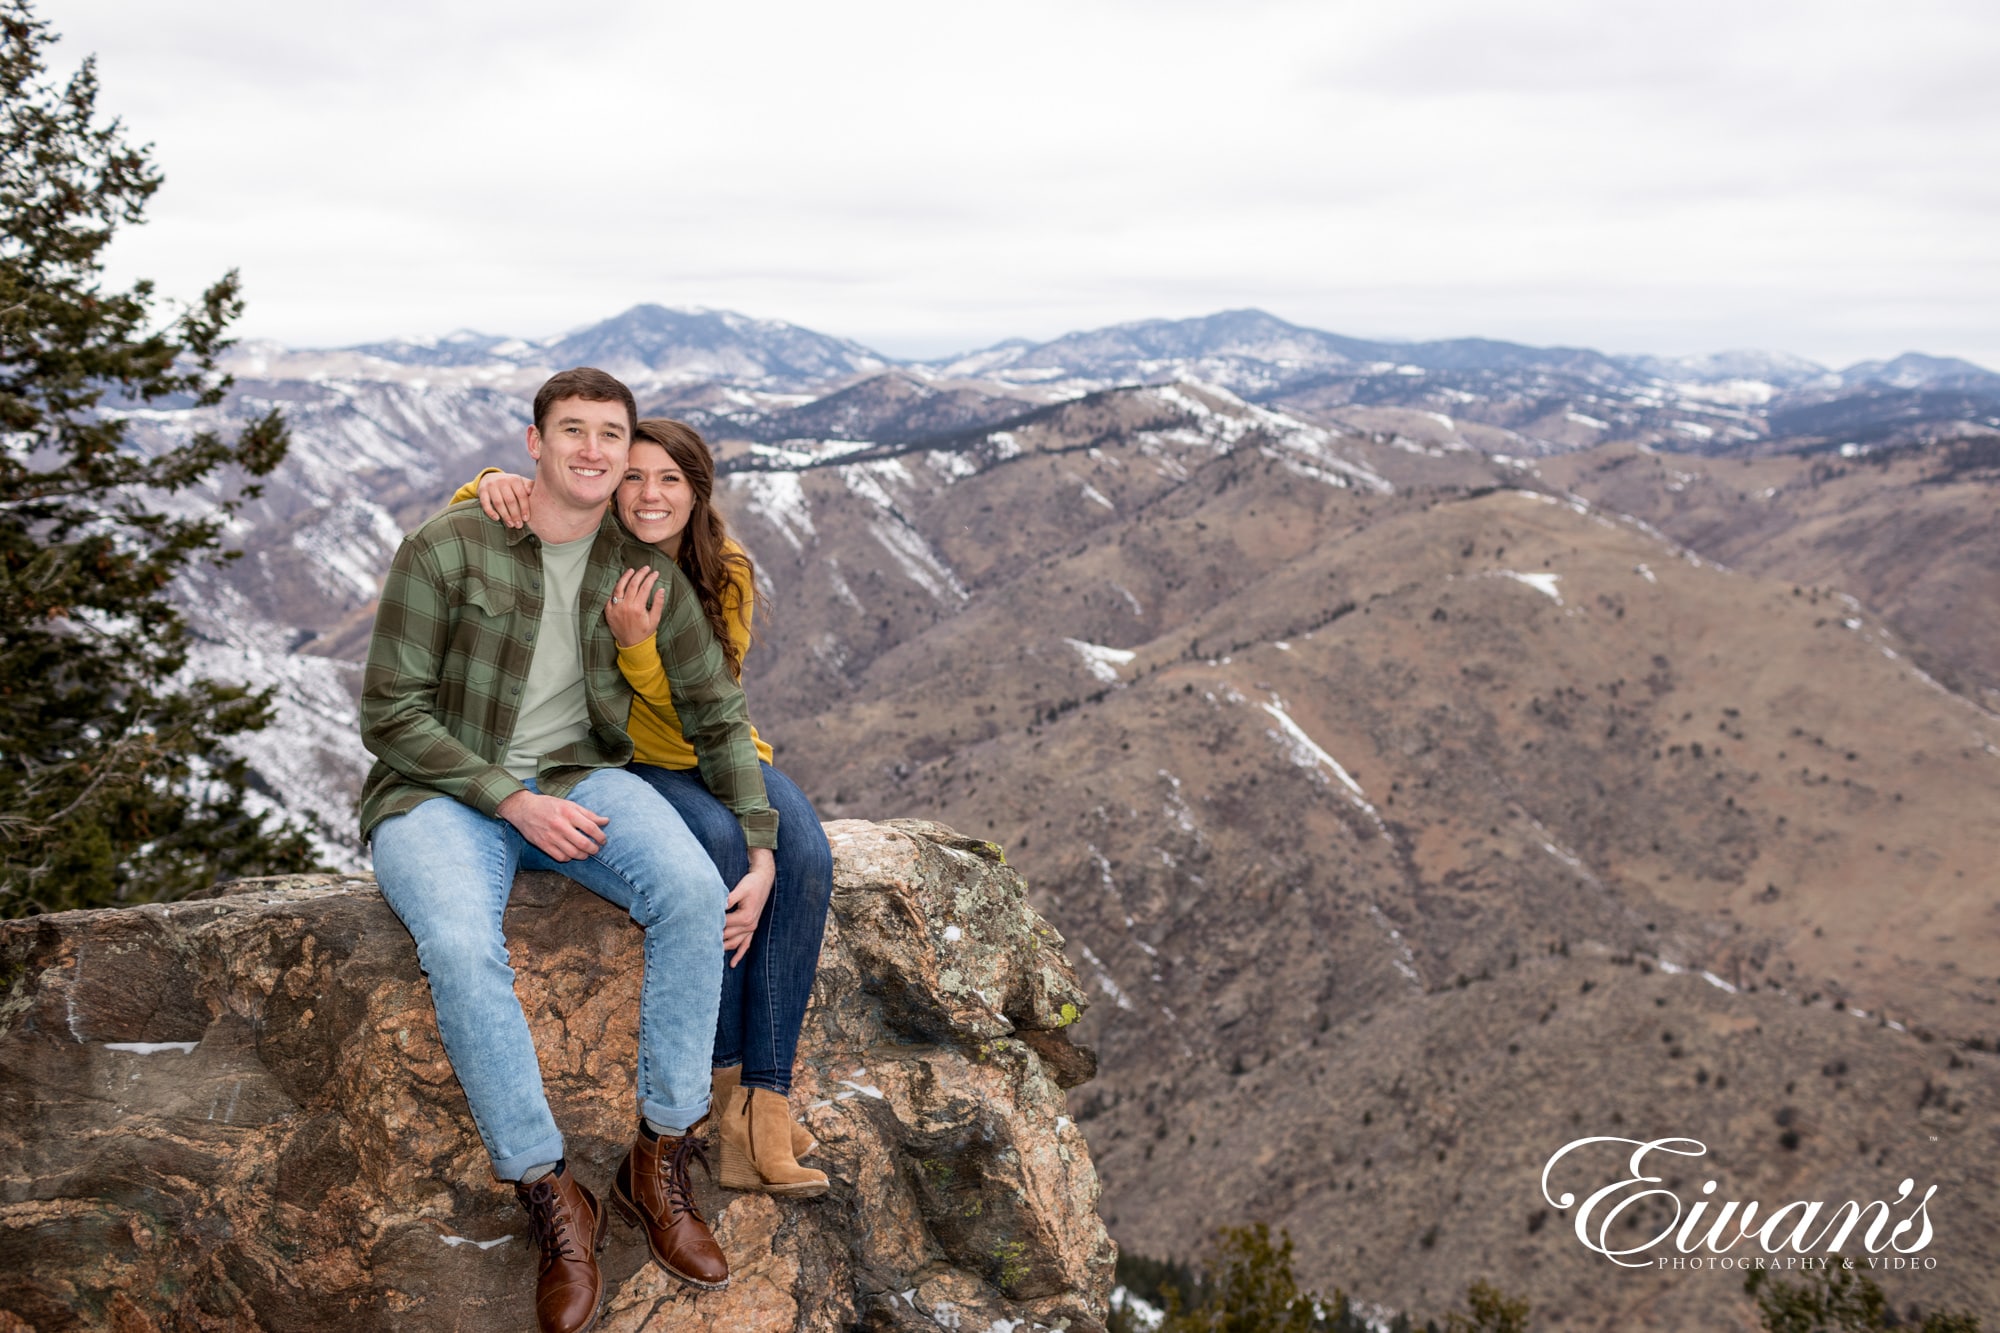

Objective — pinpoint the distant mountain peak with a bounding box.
[1839,351,2000,390]
[300,305,1997,432]
[544,305,891,389]
[1618,349,1833,388]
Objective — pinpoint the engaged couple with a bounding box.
[359,368,833,1333]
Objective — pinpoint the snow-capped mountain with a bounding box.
[928,308,1628,395]
[1616,348,1835,389]
[1836,351,2000,392]
[543,305,889,388]
[342,305,888,391]
[134,302,2000,870]
[904,309,1999,455]
[342,328,544,368]
[226,302,2000,455]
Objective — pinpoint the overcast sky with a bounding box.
[39,0,2000,368]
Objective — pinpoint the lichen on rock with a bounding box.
[0,819,1113,1332]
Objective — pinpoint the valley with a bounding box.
[130,305,2000,1328]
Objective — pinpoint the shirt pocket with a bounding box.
[449,574,519,687]
[462,575,517,618]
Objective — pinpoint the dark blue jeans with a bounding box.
[628,760,832,1095]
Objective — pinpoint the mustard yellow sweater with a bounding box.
[451,472,773,770]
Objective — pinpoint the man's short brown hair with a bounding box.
[532,367,638,437]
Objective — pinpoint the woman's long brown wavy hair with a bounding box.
[631,418,758,679]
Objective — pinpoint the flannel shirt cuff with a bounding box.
[468,769,528,820]
[738,806,780,851]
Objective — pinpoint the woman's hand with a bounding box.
[724,847,776,967]
[478,470,535,528]
[605,567,663,647]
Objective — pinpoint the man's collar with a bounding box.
[503,505,617,549]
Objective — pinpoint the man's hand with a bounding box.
[606,567,665,649]
[723,847,776,967]
[478,470,535,528]
[496,789,608,862]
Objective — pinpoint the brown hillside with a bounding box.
[1536,438,2000,709]
[719,386,2000,1328]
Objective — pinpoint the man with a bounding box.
[360,367,777,1332]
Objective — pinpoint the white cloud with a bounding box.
[40,0,2000,367]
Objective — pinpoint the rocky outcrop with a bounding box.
[0,819,1113,1332]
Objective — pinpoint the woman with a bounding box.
[454,419,832,1197]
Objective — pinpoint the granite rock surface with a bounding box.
[0,819,1112,1332]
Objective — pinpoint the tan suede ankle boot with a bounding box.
[712,1065,814,1159]
[718,1086,828,1197]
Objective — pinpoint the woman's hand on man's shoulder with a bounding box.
[478,470,535,528]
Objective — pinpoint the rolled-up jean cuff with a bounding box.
[490,1129,567,1182]
[641,1095,711,1135]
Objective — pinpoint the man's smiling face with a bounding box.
[526,397,631,515]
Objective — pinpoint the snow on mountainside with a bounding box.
[1615,348,1835,388]
[934,309,1629,394]
[1836,351,2000,391]
[124,375,536,863]
[90,302,2000,1328]
[176,562,366,863]
[336,305,888,391]
[230,302,2000,458]
[278,301,2000,414]
[131,303,1998,870]
[343,328,544,368]
[911,312,2000,457]
[545,305,888,387]
[931,308,1383,380]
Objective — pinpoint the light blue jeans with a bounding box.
[369,769,726,1180]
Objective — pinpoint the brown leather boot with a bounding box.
[712,1065,814,1159]
[513,1160,607,1333]
[719,1086,829,1197]
[610,1120,729,1290]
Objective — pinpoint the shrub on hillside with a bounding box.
[1745,1265,1980,1332]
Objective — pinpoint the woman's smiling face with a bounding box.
[616,439,696,553]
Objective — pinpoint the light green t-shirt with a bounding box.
[503,531,596,781]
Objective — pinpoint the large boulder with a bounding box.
[0,819,1113,1332]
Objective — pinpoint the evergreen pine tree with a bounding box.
[1138,1224,1528,1333]
[1746,1265,1981,1333]
[1158,1223,1366,1333]
[1443,1281,1530,1333]
[1,0,318,913]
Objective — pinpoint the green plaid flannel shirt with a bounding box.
[358,501,776,848]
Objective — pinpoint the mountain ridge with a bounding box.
[261,304,2000,467]
[316,301,1996,393]
[99,329,2000,1327]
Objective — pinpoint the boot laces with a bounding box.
[521,1175,584,1268]
[662,1133,710,1221]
